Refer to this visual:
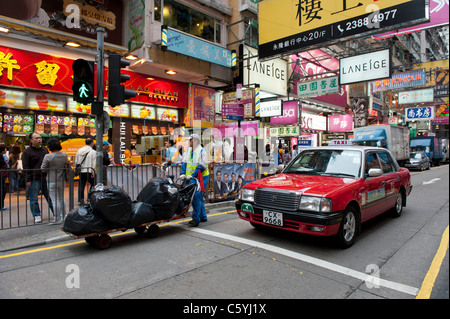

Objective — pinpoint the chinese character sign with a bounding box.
[405,107,435,121]
[166,28,231,68]
[1,46,72,92]
[297,76,340,98]
[328,114,353,132]
[0,51,20,81]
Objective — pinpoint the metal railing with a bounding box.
[0,160,276,229]
[0,164,182,229]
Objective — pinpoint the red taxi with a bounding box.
[236,146,412,248]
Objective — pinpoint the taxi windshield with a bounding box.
[284,149,362,178]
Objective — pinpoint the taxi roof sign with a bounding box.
[329,140,352,146]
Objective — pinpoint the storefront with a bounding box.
[0,45,188,164]
[300,108,327,146]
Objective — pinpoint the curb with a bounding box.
[0,201,236,253]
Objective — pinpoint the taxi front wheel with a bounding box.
[336,206,358,249]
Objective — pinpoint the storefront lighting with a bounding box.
[125,54,138,61]
[165,69,177,75]
[65,41,81,48]
[0,26,10,33]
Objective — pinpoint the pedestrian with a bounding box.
[0,144,9,211]
[161,141,169,162]
[282,148,291,164]
[165,140,177,166]
[41,138,69,224]
[75,137,96,205]
[102,140,111,184]
[292,145,298,158]
[8,145,21,193]
[180,134,209,227]
[21,132,54,223]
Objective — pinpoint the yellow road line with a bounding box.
[416,225,449,299]
[0,210,236,260]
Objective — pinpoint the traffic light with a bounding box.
[108,54,137,106]
[72,59,95,104]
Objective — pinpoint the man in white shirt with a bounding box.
[75,138,96,205]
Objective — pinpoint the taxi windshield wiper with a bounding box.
[320,172,356,178]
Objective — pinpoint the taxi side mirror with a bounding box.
[368,168,383,177]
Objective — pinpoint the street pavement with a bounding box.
[0,200,236,253]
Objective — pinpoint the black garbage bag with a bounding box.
[128,201,156,228]
[90,184,133,228]
[63,205,109,236]
[175,182,197,216]
[137,177,180,220]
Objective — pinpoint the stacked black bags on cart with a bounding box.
[63,178,197,236]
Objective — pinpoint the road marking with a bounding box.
[0,210,427,297]
[416,225,449,299]
[423,178,441,185]
[185,227,420,296]
[0,210,236,259]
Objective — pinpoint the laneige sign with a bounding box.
[340,49,391,85]
[243,45,287,96]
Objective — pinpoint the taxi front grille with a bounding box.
[254,189,300,211]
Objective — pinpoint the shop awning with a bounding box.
[0,15,127,54]
[126,46,233,89]
[301,98,346,114]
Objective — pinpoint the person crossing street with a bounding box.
[180,134,209,227]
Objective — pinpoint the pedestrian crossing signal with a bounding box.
[72,59,95,104]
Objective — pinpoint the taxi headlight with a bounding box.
[240,189,255,202]
[300,196,332,212]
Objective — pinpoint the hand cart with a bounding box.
[64,176,198,249]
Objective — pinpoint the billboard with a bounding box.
[340,49,391,85]
[399,88,434,104]
[241,45,287,96]
[372,69,427,92]
[374,0,448,39]
[258,0,429,60]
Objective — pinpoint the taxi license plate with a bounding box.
[263,210,283,227]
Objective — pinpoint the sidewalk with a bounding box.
[0,200,236,253]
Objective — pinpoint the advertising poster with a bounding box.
[212,163,256,202]
[185,85,215,128]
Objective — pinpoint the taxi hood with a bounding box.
[245,173,359,196]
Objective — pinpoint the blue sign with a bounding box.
[298,140,312,146]
[166,28,232,68]
[405,107,435,121]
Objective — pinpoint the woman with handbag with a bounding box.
[41,138,70,224]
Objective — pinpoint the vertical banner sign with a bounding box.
[258,0,430,60]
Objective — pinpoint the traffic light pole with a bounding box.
[95,27,105,185]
